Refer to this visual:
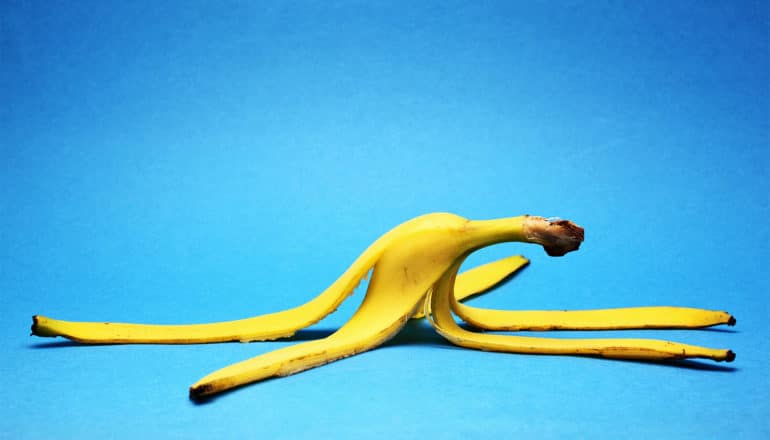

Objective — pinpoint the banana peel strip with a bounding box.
[425,258,735,363]
[31,254,527,344]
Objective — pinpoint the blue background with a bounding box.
[2,1,768,438]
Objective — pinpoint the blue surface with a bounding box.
[2,1,769,438]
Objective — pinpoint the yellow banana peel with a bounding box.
[30,213,735,400]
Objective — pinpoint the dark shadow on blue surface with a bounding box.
[597,356,738,372]
[269,320,455,347]
[28,340,117,348]
[384,320,453,347]
[695,327,739,333]
[276,328,336,341]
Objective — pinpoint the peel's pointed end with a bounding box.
[30,315,49,337]
[31,315,62,338]
[526,217,585,257]
[727,315,736,326]
[189,384,213,401]
[725,350,736,362]
[31,315,39,336]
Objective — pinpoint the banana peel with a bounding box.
[30,213,735,400]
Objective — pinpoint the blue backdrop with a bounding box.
[2,1,768,438]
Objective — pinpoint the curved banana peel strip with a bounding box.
[31,253,526,344]
[425,259,735,362]
[32,223,413,344]
[29,213,736,400]
[190,248,433,398]
[453,302,735,331]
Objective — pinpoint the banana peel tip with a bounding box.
[31,315,40,337]
[189,384,213,401]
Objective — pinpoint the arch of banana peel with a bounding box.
[30,214,735,400]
